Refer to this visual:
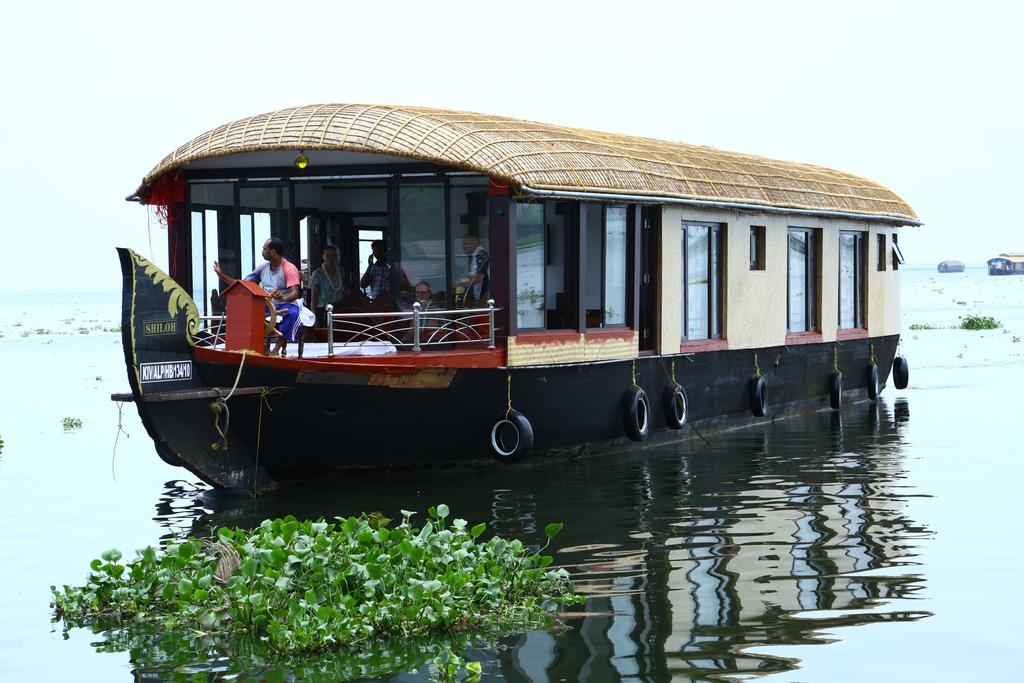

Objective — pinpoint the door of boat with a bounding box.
[639,206,659,352]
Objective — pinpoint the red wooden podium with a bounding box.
[222,280,270,352]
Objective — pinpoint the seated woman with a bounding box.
[309,245,348,325]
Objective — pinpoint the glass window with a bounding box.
[892,233,903,271]
[681,222,724,341]
[604,207,628,326]
[788,228,818,332]
[190,211,205,315]
[583,205,628,327]
[749,226,765,270]
[397,183,446,309]
[877,233,887,271]
[240,186,290,268]
[516,203,545,329]
[450,178,491,308]
[839,231,864,329]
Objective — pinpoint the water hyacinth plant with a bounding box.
[51,506,579,662]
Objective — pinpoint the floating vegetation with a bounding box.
[62,417,83,430]
[78,327,90,335]
[960,314,1000,330]
[908,323,941,330]
[0,435,4,453]
[51,507,578,671]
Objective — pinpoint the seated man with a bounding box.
[213,237,301,356]
[454,232,489,307]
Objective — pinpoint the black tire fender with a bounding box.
[490,410,533,463]
[750,376,768,417]
[663,385,688,430]
[829,371,843,410]
[623,387,651,441]
[866,363,880,401]
[892,356,909,390]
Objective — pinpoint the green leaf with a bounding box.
[471,523,486,539]
[544,522,564,539]
[178,578,194,597]
[101,548,122,563]
[436,504,450,519]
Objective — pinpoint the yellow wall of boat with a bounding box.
[657,206,902,353]
[506,206,902,366]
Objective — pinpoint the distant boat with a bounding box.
[987,254,1024,276]
[937,260,965,273]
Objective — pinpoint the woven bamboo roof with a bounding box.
[136,104,918,223]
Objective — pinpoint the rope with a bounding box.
[833,345,840,373]
[505,371,513,419]
[753,352,762,378]
[211,351,248,451]
[111,401,130,482]
[631,359,639,389]
[253,389,273,493]
[869,343,877,366]
[224,351,248,400]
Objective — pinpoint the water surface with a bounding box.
[1,269,1022,681]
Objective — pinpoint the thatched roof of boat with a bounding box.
[135,103,918,224]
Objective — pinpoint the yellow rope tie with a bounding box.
[631,359,639,389]
[833,345,840,373]
[506,371,513,419]
[753,352,762,378]
[671,360,678,387]
[869,343,877,366]
[211,351,249,452]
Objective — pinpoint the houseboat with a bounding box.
[937,259,965,273]
[987,254,1024,275]
[115,104,918,492]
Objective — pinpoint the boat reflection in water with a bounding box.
[137,398,929,681]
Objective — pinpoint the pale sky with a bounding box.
[3,0,1020,290]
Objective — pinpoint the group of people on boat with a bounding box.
[212,232,490,355]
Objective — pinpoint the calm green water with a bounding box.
[1,268,1022,681]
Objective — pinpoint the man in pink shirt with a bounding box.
[214,237,302,356]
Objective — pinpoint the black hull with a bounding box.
[117,247,899,492]
[179,336,897,488]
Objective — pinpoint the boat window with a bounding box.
[516,203,546,329]
[892,234,904,271]
[190,211,206,315]
[750,226,766,270]
[604,206,628,326]
[240,186,291,273]
[839,231,865,329]
[681,222,724,341]
[584,205,629,327]
[788,227,819,332]
[877,233,887,271]
[397,183,446,309]
[449,178,490,308]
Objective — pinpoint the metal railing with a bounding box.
[195,315,227,347]
[326,300,496,357]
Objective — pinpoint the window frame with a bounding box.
[749,225,766,271]
[680,221,725,342]
[838,230,866,330]
[787,227,820,334]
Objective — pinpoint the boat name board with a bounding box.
[144,319,177,336]
[139,361,192,383]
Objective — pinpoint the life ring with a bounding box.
[892,356,909,389]
[623,387,651,441]
[829,371,843,410]
[750,376,768,417]
[866,363,880,401]
[490,410,533,463]
[663,385,688,430]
